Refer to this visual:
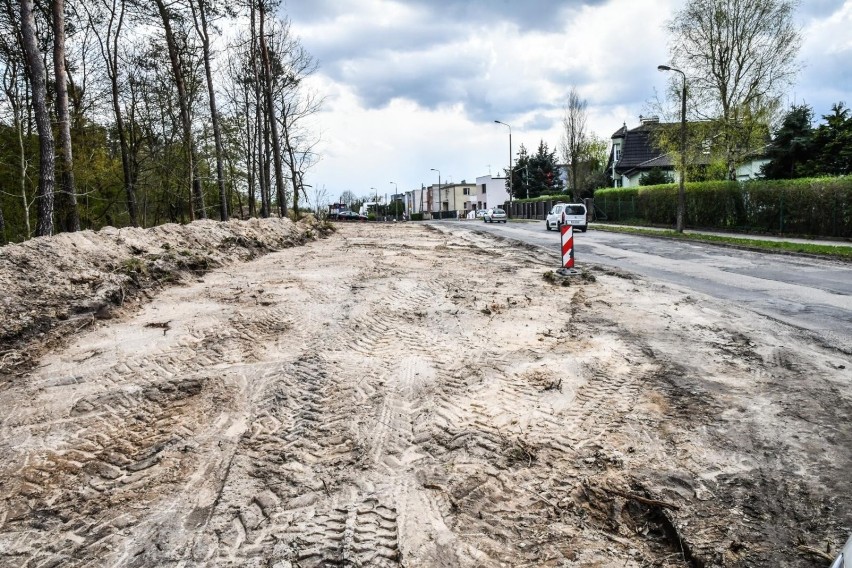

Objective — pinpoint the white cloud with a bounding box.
[290,0,845,197]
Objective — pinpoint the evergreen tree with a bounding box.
[809,103,852,176]
[527,140,562,198]
[639,168,674,186]
[507,144,530,199]
[761,103,814,179]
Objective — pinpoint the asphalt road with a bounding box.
[440,220,852,351]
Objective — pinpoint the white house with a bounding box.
[473,175,510,211]
[606,116,769,187]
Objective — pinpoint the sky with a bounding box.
[282,0,852,204]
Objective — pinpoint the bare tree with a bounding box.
[257,0,286,218]
[53,0,80,232]
[83,0,140,226]
[667,0,801,179]
[560,87,588,202]
[189,0,228,221]
[19,0,55,236]
[266,17,320,218]
[153,0,206,220]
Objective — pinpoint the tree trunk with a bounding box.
[244,81,256,217]
[154,0,206,220]
[52,0,80,233]
[16,103,32,238]
[20,0,55,237]
[281,105,301,218]
[250,2,268,218]
[262,112,272,216]
[191,0,228,221]
[258,1,287,218]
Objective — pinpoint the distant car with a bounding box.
[335,210,367,221]
[484,208,507,223]
[475,209,488,219]
[546,203,587,232]
[831,534,852,568]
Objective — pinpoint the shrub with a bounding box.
[594,176,852,237]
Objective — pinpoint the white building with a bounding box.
[473,175,510,211]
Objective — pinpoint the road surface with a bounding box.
[445,220,852,351]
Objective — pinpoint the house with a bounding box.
[607,116,684,187]
[606,116,768,187]
[403,182,477,218]
[473,175,510,212]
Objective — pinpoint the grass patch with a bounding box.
[592,225,852,259]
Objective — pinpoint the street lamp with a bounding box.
[389,181,398,221]
[430,168,441,219]
[494,120,513,216]
[658,64,687,233]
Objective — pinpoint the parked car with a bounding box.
[545,203,587,232]
[475,209,488,219]
[831,534,852,568]
[335,210,367,221]
[484,208,507,223]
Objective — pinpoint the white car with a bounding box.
[546,203,587,232]
[484,208,507,223]
[831,534,852,568]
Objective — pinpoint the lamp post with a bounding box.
[430,168,441,219]
[389,181,397,220]
[494,120,513,217]
[658,64,687,233]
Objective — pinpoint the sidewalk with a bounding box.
[591,223,851,248]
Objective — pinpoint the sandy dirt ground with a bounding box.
[0,220,849,567]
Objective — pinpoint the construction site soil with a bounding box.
[0,219,849,567]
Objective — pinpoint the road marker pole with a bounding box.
[552,222,580,278]
[560,223,574,268]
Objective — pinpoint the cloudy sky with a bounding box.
[283,0,852,203]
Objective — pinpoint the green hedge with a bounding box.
[594,176,852,237]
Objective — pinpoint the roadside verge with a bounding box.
[591,224,852,261]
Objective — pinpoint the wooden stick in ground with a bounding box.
[601,485,680,511]
[796,545,835,562]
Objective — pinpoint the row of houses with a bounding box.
[348,116,772,219]
[402,175,511,218]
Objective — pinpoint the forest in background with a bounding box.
[0,0,320,244]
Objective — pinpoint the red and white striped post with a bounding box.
[560,223,574,268]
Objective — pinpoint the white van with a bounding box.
[546,203,587,232]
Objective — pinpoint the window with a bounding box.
[463,188,470,195]
[481,184,487,193]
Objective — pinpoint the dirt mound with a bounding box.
[0,217,331,377]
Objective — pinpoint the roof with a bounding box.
[608,121,679,175]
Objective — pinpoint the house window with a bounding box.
[481,184,487,193]
[463,188,470,195]
[614,146,621,161]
